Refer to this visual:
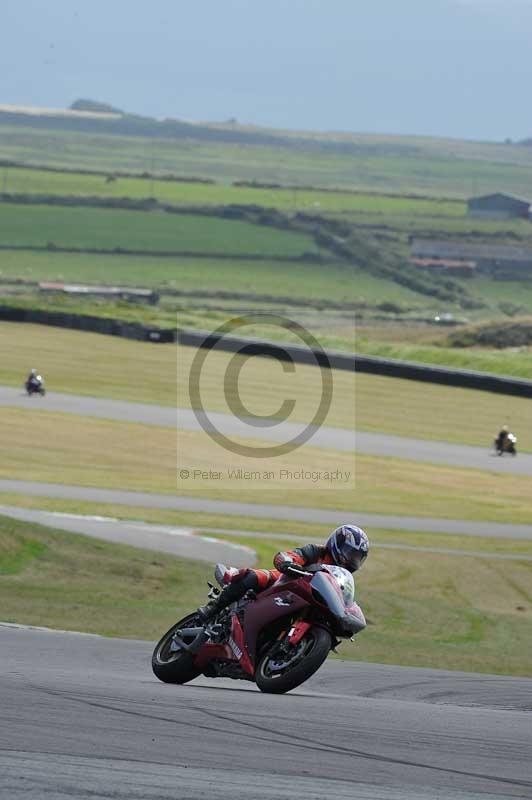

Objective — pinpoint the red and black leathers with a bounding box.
[200,544,339,619]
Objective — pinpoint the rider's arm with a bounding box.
[273,544,327,572]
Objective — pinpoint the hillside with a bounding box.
[1,105,532,366]
[2,103,532,197]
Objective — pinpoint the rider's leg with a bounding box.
[198,568,274,620]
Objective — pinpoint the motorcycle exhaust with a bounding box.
[171,622,224,655]
[171,627,210,655]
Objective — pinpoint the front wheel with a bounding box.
[152,613,202,684]
[255,626,331,694]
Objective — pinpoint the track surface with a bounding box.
[0,505,254,566]
[1,626,531,800]
[3,386,532,475]
[2,478,531,540]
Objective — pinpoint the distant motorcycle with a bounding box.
[152,564,366,694]
[25,375,46,396]
[494,432,517,456]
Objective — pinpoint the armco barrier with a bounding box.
[177,328,532,399]
[0,306,176,343]
[2,308,531,398]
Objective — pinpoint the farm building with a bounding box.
[467,193,530,219]
[410,238,532,279]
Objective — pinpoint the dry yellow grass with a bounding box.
[354,372,532,450]
[2,408,532,523]
[2,322,531,450]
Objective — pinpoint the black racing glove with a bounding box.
[278,560,296,573]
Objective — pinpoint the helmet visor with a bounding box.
[340,544,367,572]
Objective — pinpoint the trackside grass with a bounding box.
[0,514,210,638]
[2,408,532,523]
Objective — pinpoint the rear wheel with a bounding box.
[152,613,202,684]
[255,626,331,694]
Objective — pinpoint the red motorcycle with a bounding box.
[152,564,366,694]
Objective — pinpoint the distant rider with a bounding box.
[26,368,42,390]
[198,524,369,620]
[495,425,509,453]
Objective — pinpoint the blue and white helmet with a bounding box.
[327,525,369,572]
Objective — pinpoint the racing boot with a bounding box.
[197,583,240,621]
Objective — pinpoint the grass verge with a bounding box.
[0,513,209,638]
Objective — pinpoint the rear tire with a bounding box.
[152,614,202,684]
[255,626,331,694]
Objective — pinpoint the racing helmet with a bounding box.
[327,524,369,572]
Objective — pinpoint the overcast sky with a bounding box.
[3,0,532,141]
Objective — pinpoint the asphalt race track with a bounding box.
[3,385,532,475]
[0,505,255,566]
[1,625,531,800]
[1,478,532,540]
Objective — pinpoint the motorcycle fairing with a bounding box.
[241,583,311,665]
[310,571,366,634]
[193,615,254,676]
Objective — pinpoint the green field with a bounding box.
[0,249,425,305]
[1,165,465,216]
[0,203,317,257]
[3,123,532,197]
[355,336,532,379]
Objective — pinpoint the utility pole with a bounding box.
[149,139,155,198]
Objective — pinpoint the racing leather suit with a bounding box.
[200,544,337,618]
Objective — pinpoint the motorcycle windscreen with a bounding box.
[310,571,347,619]
[310,571,366,634]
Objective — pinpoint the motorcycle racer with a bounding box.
[198,524,369,620]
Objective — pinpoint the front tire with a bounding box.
[152,613,202,684]
[255,626,331,694]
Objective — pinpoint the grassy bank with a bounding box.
[1,513,530,675]
[0,513,209,638]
